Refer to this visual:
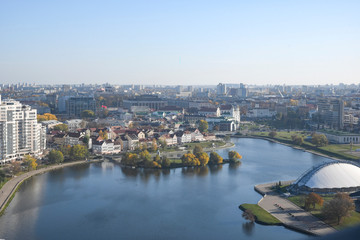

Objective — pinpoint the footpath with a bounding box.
[0,160,100,213]
[255,182,336,236]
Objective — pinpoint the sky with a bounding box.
[0,0,359,86]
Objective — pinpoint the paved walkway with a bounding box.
[0,160,99,213]
[255,182,336,236]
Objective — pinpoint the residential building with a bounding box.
[66,97,96,117]
[317,98,344,129]
[0,96,46,163]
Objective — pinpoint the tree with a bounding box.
[81,110,95,118]
[122,153,139,166]
[305,193,323,210]
[209,152,223,164]
[321,193,355,225]
[196,152,209,166]
[161,156,171,168]
[139,150,151,162]
[158,139,167,149]
[228,150,242,163]
[98,130,108,140]
[291,135,304,145]
[37,113,57,122]
[312,133,328,147]
[181,153,200,166]
[144,160,161,168]
[53,124,68,132]
[0,169,5,183]
[198,120,208,133]
[23,155,38,170]
[151,139,158,152]
[48,150,64,164]
[193,145,203,155]
[10,161,22,175]
[60,145,71,158]
[154,154,161,163]
[242,209,255,223]
[70,144,89,161]
[83,135,90,148]
[268,131,277,138]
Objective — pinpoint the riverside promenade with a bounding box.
[0,160,100,213]
[255,182,336,236]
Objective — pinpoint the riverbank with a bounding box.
[0,159,102,215]
[248,182,336,236]
[235,134,349,162]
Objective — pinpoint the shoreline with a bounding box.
[235,135,345,162]
[0,159,102,215]
[251,181,335,236]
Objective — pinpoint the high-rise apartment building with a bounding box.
[317,98,344,130]
[66,97,96,117]
[0,96,46,163]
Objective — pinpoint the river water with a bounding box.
[0,138,332,240]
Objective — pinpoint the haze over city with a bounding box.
[1,0,359,86]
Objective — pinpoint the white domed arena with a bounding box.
[291,161,360,193]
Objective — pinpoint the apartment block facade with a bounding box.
[0,96,46,163]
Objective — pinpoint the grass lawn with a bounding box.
[240,203,281,225]
[288,194,360,229]
[184,141,226,149]
[250,131,359,160]
[169,159,182,164]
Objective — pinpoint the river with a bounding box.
[0,138,333,240]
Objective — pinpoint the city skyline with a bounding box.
[1,0,359,86]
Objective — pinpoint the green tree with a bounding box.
[139,150,152,162]
[0,169,5,183]
[122,153,139,166]
[60,145,71,158]
[81,110,95,118]
[193,145,204,155]
[209,152,223,164]
[144,160,162,168]
[312,133,328,147]
[321,193,355,225]
[181,153,200,166]
[83,135,90,148]
[198,120,208,133]
[23,155,38,170]
[268,131,277,138]
[48,150,64,164]
[228,150,242,163]
[196,152,209,166]
[161,156,171,168]
[53,124,68,132]
[154,154,161,163]
[70,144,89,161]
[291,135,304,145]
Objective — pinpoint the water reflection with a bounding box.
[229,161,241,169]
[0,138,334,240]
[208,164,223,174]
[181,166,209,177]
[242,222,255,236]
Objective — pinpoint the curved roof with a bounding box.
[295,162,360,189]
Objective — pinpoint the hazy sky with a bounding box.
[1,0,359,86]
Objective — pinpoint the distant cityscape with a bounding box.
[0,82,359,163]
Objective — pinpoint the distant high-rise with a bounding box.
[217,83,227,95]
[0,96,46,163]
[66,97,96,117]
[317,98,344,129]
